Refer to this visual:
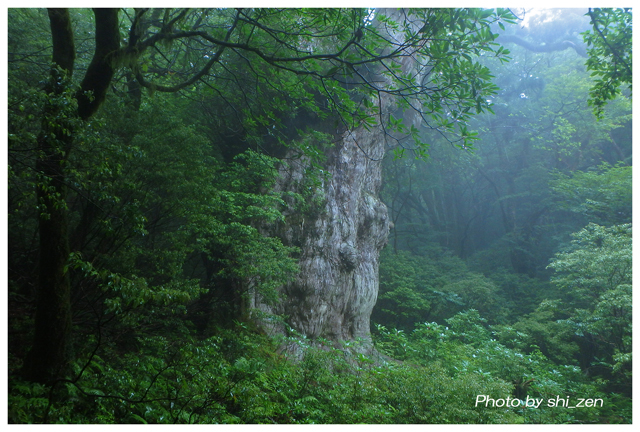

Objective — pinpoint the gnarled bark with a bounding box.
[253,125,392,356]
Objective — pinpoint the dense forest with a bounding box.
[7,8,632,424]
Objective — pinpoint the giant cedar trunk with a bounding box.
[23,8,120,383]
[250,9,421,356]
[259,126,392,356]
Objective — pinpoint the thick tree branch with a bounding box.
[498,34,587,58]
[76,8,121,120]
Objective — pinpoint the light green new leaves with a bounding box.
[582,8,632,119]
[548,223,631,378]
[547,223,631,301]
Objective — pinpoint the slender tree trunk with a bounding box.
[26,143,74,383]
[23,8,76,383]
[23,8,120,383]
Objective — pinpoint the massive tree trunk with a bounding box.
[254,125,392,356]
[251,9,421,356]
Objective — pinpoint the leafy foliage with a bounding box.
[8,323,522,424]
[550,163,631,226]
[547,223,631,394]
[548,223,631,306]
[582,8,632,119]
[375,248,513,330]
[373,310,622,424]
